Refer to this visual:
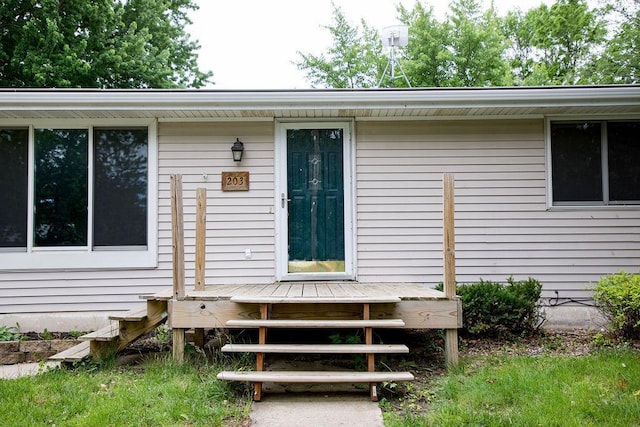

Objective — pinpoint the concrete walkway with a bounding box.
[249,393,384,427]
[0,362,60,379]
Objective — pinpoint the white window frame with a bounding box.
[546,116,640,209]
[275,121,357,281]
[0,119,158,270]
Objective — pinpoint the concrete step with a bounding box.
[221,343,409,354]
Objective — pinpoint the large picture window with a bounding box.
[550,121,640,206]
[0,123,154,269]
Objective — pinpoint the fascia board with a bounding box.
[0,86,638,112]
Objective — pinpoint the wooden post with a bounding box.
[363,303,377,401]
[193,188,207,349]
[443,173,459,366]
[254,303,268,401]
[171,174,186,300]
[194,188,206,291]
[170,174,186,363]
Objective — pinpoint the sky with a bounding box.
[187,0,552,89]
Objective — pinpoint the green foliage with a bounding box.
[593,271,640,339]
[592,0,640,84]
[0,325,22,341]
[304,0,630,88]
[0,0,211,88]
[295,2,385,88]
[455,277,544,338]
[40,328,54,341]
[383,349,640,426]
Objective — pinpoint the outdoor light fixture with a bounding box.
[231,138,244,162]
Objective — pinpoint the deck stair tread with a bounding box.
[221,343,409,354]
[109,306,148,321]
[226,319,405,328]
[49,341,90,362]
[139,288,173,300]
[230,295,401,304]
[217,371,414,383]
[79,325,119,341]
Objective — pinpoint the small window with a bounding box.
[608,122,640,203]
[0,128,29,248]
[550,121,640,206]
[551,123,602,203]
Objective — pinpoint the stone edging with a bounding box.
[0,340,80,365]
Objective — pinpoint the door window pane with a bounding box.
[551,122,602,203]
[608,122,640,202]
[0,128,28,248]
[287,128,345,273]
[93,128,148,246]
[34,129,88,246]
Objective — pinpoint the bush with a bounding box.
[593,271,640,339]
[455,277,544,338]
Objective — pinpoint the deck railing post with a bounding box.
[443,173,459,366]
[195,188,207,291]
[193,188,207,349]
[170,174,186,362]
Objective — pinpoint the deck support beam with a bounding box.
[443,173,459,367]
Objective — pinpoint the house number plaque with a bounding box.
[221,171,249,191]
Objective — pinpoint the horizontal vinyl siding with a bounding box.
[356,120,640,302]
[0,121,276,314]
[158,122,276,285]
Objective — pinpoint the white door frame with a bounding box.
[274,121,356,281]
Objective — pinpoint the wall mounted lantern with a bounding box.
[231,138,244,162]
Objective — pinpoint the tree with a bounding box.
[509,0,606,85]
[503,9,538,85]
[444,0,510,87]
[398,2,449,87]
[592,0,640,84]
[0,0,211,88]
[295,2,385,88]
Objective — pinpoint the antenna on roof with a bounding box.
[377,25,411,88]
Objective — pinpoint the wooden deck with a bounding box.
[144,282,461,331]
[144,282,448,302]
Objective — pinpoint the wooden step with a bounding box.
[49,341,90,362]
[221,343,409,354]
[79,325,119,342]
[217,370,414,383]
[139,288,173,301]
[109,306,148,322]
[230,296,401,304]
[226,319,405,328]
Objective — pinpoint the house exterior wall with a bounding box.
[356,119,640,302]
[1,118,638,317]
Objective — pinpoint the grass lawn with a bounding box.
[1,333,638,427]
[383,348,640,427]
[0,355,251,427]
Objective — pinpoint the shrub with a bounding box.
[455,277,544,338]
[593,271,640,339]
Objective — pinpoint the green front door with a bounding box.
[287,128,345,273]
